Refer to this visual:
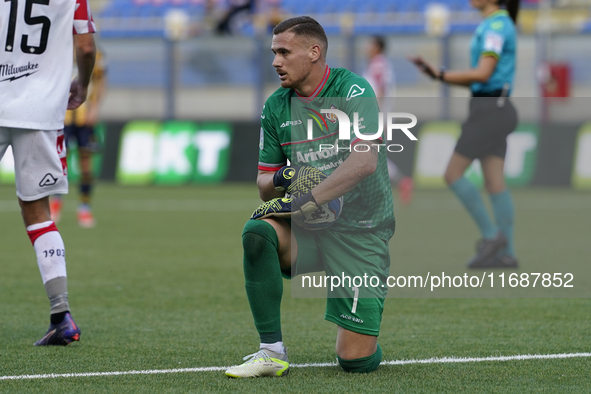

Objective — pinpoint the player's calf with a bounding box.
[242,220,288,362]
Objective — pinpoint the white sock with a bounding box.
[260,341,285,354]
[27,221,67,284]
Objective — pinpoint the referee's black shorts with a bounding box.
[455,93,518,160]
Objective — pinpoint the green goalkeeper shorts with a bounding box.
[284,224,391,337]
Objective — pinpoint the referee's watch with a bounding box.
[438,68,446,82]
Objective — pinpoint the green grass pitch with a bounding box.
[0,183,590,393]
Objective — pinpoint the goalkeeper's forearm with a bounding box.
[311,146,378,205]
[257,170,285,201]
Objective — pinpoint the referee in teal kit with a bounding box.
[409,0,521,268]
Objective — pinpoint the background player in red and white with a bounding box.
[363,36,394,105]
[0,0,96,345]
[363,36,413,205]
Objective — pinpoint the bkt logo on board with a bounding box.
[116,121,232,185]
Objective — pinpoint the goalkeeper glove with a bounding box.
[273,165,328,196]
[273,166,301,192]
[251,192,318,220]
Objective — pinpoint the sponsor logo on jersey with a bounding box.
[295,138,341,164]
[0,62,39,83]
[325,105,338,123]
[39,173,58,187]
[280,120,302,128]
[304,108,328,132]
[346,84,365,101]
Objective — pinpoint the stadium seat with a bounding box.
[281,0,299,14]
[96,0,547,39]
[100,4,123,18]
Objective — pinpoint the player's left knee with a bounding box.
[242,219,279,251]
[337,344,382,373]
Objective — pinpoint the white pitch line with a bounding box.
[380,352,591,366]
[1,353,590,381]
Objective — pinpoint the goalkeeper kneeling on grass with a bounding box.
[225,16,396,378]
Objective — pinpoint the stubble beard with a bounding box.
[282,67,311,92]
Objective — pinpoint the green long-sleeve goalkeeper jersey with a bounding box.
[258,66,395,241]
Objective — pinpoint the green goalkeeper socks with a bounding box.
[242,220,283,344]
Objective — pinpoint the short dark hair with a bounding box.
[372,36,386,53]
[273,16,328,57]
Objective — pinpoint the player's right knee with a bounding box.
[338,344,382,373]
[242,219,279,251]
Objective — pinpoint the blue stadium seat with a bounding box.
[318,0,341,14]
[341,0,360,13]
[355,0,371,13]
[448,0,466,12]
[138,5,162,18]
[281,0,300,14]
[289,0,316,14]
[418,0,435,12]
[121,2,140,18]
[100,3,123,18]
[97,0,536,38]
[186,4,206,17]
[356,0,386,14]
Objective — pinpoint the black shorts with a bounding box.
[454,96,518,160]
[64,125,96,150]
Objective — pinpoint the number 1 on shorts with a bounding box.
[351,287,359,313]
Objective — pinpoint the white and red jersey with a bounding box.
[0,0,96,130]
[363,54,394,98]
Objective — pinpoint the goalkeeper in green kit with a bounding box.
[225,16,396,378]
